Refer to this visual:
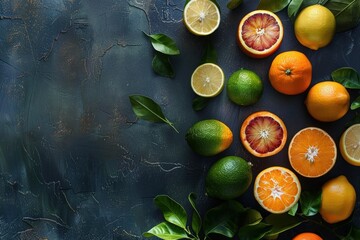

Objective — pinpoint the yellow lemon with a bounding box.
[294,5,336,50]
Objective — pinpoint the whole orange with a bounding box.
[319,175,356,224]
[305,81,350,122]
[269,51,312,95]
[293,232,323,240]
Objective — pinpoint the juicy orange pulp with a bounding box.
[288,127,336,178]
[254,166,301,213]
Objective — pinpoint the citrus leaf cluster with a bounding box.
[145,33,180,78]
[143,194,309,240]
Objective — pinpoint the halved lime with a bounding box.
[191,63,225,98]
[184,0,221,36]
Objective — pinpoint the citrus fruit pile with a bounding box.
[181,0,358,238]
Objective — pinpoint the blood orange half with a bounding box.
[240,111,287,157]
[237,10,284,58]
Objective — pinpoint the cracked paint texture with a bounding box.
[0,0,360,239]
[0,0,201,239]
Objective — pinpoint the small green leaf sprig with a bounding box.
[145,33,180,78]
[143,193,304,240]
[129,95,179,133]
[257,0,360,32]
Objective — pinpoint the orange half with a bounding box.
[254,166,301,213]
[288,127,337,178]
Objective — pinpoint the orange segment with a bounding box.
[237,10,284,58]
[288,127,337,178]
[254,166,301,214]
[240,111,287,157]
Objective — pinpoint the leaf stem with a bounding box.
[167,120,179,133]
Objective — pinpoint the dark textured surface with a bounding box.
[0,0,359,239]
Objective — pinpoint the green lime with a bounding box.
[185,119,233,156]
[205,156,252,200]
[227,68,263,106]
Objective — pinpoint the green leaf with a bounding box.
[264,213,304,237]
[204,200,246,238]
[241,208,263,226]
[288,0,303,21]
[227,0,243,10]
[331,67,360,89]
[238,222,273,240]
[152,53,175,78]
[301,0,329,7]
[188,193,202,236]
[300,191,322,216]
[324,0,360,32]
[257,0,291,12]
[351,96,360,110]
[143,222,189,239]
[344,226,360,240]
[293,0,329,14]
[288,202,299,216]
[129,95,179,133]
[192,96,210,111]
[201,42,217,64]
[154,195,188,229]
[145,33,180,55]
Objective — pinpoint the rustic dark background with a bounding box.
[0,0,359,239]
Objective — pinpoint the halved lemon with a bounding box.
[183,0,221,36]
[191,63,225,97]
[340,124,360,166]
[237,10,283,58]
